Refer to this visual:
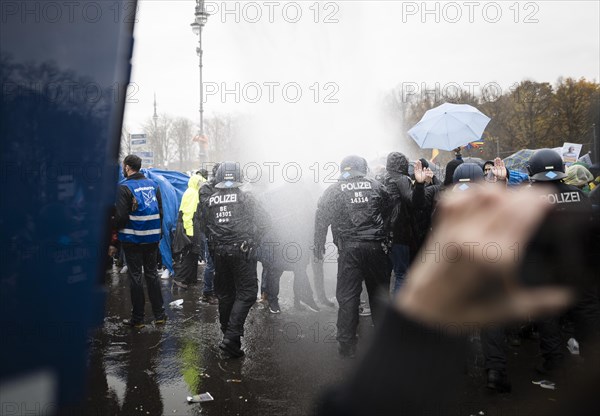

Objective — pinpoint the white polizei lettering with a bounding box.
[541,192,581,204]
[209,193,238,205]
[121,229,161,236]
[340,181,372,192]
[129,214,160,221]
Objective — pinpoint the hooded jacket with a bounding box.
[443,159,464,186]
[179,174,205,236]
[383,152,415,247]
[564,165,594,190]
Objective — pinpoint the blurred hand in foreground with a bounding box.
[397,186,573,327]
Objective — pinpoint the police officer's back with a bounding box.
[527,149,598,373]
[200,162,269,358]
[314,155,392,358]
[315,156,391,247]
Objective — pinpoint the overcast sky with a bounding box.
[123,0,600,161]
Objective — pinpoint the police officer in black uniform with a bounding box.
[527,149,599,376]
[200,162,270,358]
[314,155,392,358]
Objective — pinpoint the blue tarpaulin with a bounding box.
[119,168,190,274]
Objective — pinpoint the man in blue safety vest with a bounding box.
[115,155,167,329]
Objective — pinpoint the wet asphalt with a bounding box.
[80,262,571,416]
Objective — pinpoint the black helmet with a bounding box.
[527,149,566,181]
[453,163,484,184]
[340,155,368,179]
[215,161,243,189]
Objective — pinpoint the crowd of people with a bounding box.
[110,148,600,399]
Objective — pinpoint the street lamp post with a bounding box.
[152,93,158,167]
[191,0,209,163]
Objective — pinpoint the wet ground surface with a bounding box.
[79,263,574,416]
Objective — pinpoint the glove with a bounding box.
[381,241,389,255]
[240,240,256,261]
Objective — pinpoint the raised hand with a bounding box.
[397,186,573,326]
[492,157,507,181]
[414,160,426,183]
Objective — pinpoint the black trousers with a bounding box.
[263,261,314,303]
[538,316,564,366]
[336,241,391,345]
[122,242,165,322]
[481,325,507,372]
[175,245,199,284]
[213,245,258,341]
[571,283,600,359]
[539,283,600,367]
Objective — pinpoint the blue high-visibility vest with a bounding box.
[118,178,162,244]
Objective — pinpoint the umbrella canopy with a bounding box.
[503,149,536,173]
[462,157,485,167]
[408,103,491,151]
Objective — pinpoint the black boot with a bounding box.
[122,318,145,329]
[486,369,511,393]
[338,342,356,359]
[219,338,245,358]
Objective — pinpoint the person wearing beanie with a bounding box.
[443,158,464,187]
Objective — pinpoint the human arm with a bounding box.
[489,157,508,182]
[248,194,271,245]
[318,186,573,416]
[412,160,438,211]
[313,189,334,260]
[114,185,132,230]
[155,185,163,233]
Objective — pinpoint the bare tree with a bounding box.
[205,113,241,162]
[171,117,194,170]
[144,113,174,168]
[119,126,132,160]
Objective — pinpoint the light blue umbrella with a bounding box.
[408,103,491,151]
